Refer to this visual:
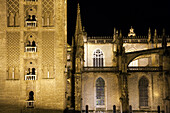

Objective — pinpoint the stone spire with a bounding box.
[162,28,167,48]
[153,29,158,48]
[72,36,75,47]
[75,3,83,41]
[148,27,152,42]
[113,27,116,42]
[118,30,123,55]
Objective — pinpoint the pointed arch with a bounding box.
[96,77,105,105]
[14,12,19,26]
[49,12,53,26]
[93,49,104,67]
[139,76,149,106]
[9,12,14,26]
[43,12,49,26]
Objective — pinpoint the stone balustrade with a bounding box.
[127,66,162,72]
[25,47,37,52]
[26,100,34,108]
[25,75,36,80]
[83,67,118,72]
[25,21,37,27]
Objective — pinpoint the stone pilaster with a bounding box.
[119,72,129,113]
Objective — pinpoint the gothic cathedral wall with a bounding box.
[84,43,114,67]
[82,73,120,111]
[128,72,164,110]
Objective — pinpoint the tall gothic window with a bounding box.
[93,49,103,67]
[96,77,105,105]
[139,76,149,107]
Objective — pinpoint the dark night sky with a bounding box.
[67,0,170,45]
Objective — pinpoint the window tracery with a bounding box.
[93,49,104,67]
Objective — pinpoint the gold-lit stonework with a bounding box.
[0,0,67,113]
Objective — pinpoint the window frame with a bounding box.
[93,49,104,67]
[96,77,105,107]
[139,76,149,107]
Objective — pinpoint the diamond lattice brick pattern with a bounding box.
[7,0,19,14]
[7,32,20,67]
[42,32,54,66]
[42,0,54,14]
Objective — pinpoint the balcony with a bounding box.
[127,66,162,72]
[26,101,34,108]
[25,21,37,27]
[25,75,36,80]
[83,67,118,72]
[25,47,37,52]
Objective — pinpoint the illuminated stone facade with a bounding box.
[0,1,170,113]
[69,4,170,113]
[0,0,67,113]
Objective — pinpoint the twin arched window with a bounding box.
[96,77,105,105]
[139,76,149,106]
[93,49,104,67]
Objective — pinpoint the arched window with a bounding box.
[139,76,149,106]
[29,91,34,100]
[93,49,103,67]
[32,68,35,75]
[27,91,34,108]
[32,41,36,47]
[96,77,105,105]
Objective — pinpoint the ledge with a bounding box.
[6,79,19,81]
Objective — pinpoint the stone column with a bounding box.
[162,53,170,113]
[119,72,129,113]
[74,73,82,111]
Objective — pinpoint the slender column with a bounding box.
[119,73,129,113]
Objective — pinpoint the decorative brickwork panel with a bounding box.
[7,0,19,26]
[42,31,54,66]
[7,0,19,14]
[7,32,20,67]
[42,0,54,15]
[42,0,54,26]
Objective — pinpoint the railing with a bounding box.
[25,21,37,27]
[26,101,34,108]
[25,47,37,52]
[25,75,36,80]
[127,66,162,72]
[83,67,118,72]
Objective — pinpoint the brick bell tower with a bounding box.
[0,0,67,113]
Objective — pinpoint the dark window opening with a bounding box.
[28,91,34,101]
[32,68,35,75]
[139,76,149,107]
[32,41,36,47]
